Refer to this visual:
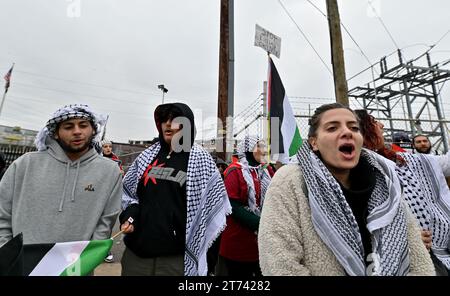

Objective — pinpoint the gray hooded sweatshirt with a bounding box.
[0,138,122,246]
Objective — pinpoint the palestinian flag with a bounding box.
[0,234,112,276]
[267,57,302,159]
[24,239,112,276]
[0,233,23,276]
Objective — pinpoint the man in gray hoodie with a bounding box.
[0,104,122,247]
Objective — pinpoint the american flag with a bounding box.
[4,64,14,93]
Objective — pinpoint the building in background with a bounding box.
[0,125,38,167]
[0,125,37,147]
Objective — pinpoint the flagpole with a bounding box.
[0,63,15,118]
[111,229,124,240]
[266,53,271,164]
[111,217,133,240]
[0,91,7,117]
[101,115,109,140]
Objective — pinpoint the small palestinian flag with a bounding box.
[24,239,113,276]
[0,233,23,276]
[0,234,113,276]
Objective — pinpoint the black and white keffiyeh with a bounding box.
[236,136,272,216]
[34,104,107,151]
[296,143,410,276]
[396,152,450,269]
[122,142,232,276]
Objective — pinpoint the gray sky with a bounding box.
[0,0,449,142]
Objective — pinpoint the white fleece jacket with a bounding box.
[258,164,435,276]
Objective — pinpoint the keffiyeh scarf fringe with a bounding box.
[397,152,450,269]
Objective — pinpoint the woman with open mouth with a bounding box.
[258,103,434,276]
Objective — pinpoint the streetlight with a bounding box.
[158,84,168,104]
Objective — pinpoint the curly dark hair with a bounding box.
[354,109,382,150]
[354,109,405,166]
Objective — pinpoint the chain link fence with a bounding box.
[230,97,450,154]
[0,144,37,167]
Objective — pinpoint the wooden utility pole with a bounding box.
[326,0,349,106]
[217,0,234,161]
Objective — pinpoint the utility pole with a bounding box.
[326,0,349,106]
[217,0,234,162]
[262,81,268,151]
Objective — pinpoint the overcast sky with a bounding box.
[0,0,449,142]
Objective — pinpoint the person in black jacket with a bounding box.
[119,103,231,276]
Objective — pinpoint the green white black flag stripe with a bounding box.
[267,57,302,158]
[25,239,112,276]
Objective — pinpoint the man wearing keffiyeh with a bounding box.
[120,102,231,276]
[0,104,122,248]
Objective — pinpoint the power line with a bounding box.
[367,0,400,49]
[13,82,155,106]
[433,29,450,49]
[305,0,327,18]
[234,96,261,120]
[305,0,375,70]
[3,100,49,122]
[1,65,219,107]
[289,95,334,100]
[4,69,162,97]
[276,0,333,76]
[7,94,153,119]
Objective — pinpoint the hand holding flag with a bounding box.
[118,216,135,235]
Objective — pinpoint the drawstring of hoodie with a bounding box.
[58,161,81,212]
[71,161,80,202]
[58,162,71,212]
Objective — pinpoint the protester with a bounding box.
[101,139,124,174]
[356,109,450,275]
[258,103,434,276]
[0,104,122,248]
[412,134,434,154]
[99,139,123,263]
[219,136,273,276]
[119,102,231,276]
[215,157,228,179]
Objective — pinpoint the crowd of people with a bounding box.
[0,101,450,276]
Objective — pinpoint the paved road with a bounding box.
[94,218,124,276]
